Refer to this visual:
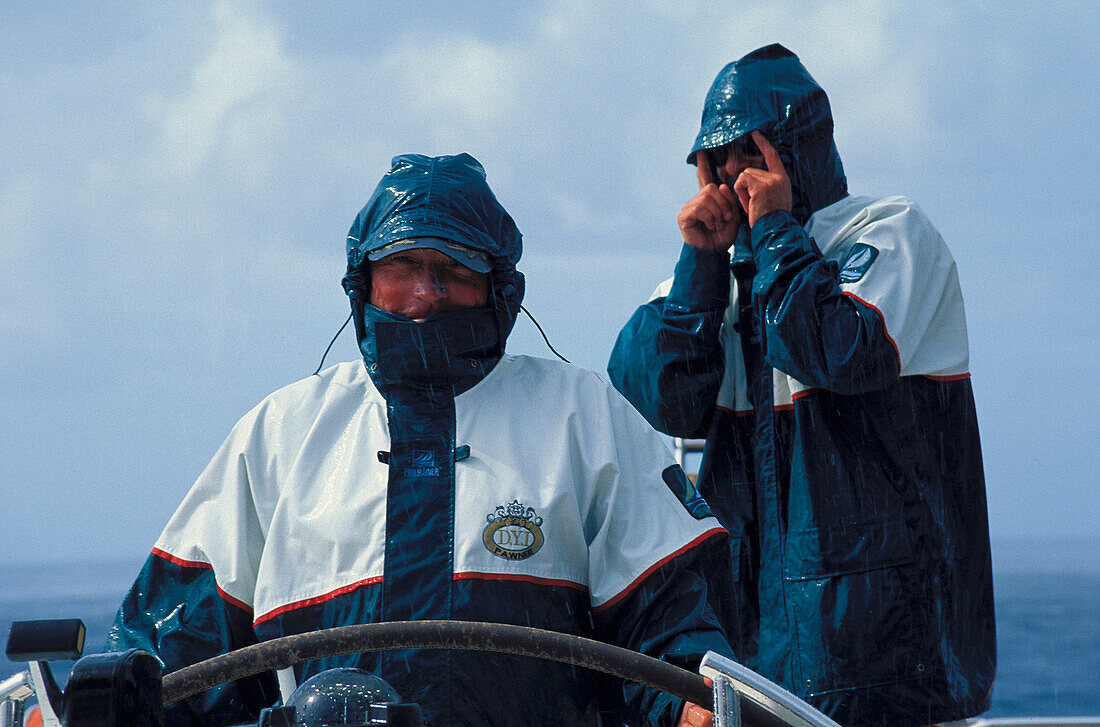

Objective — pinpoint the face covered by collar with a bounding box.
[688,44,848,225]
[342,153,525,395]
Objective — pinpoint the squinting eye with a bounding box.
[451,269,482,283]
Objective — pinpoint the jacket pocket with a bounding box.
[782,517,937,696]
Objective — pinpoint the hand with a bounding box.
[677,701,714,727]
[677,676,714,727]
[732,131,793,228]
[677,151,741,252]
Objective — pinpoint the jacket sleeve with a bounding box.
[584,383,737,725]
[607,241,734,437]
[592,536,735,726]
[749,209,900,393]
[105,553,278,726]
[105,412,278,726]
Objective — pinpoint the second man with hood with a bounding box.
[609,44,996,727]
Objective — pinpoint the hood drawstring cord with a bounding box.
[520,304,569,363]
[312,310,354,376]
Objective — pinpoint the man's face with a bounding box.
[369,248,490,321]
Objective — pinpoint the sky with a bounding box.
[1,0,1097,568]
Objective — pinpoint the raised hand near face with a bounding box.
[677,150,742,253]
[732,131,793,228]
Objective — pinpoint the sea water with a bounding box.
[2,539,1097,719]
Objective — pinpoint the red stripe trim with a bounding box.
[152,547,212,571]
[453,572,588,591]
[715,405,754,417]
[791,387,825,400]
[924,372,971,382]
[217,586,252,614]
[841,291,902,371]
[592,527,727,613]
[254,575,384,625]
[151,548,252,615]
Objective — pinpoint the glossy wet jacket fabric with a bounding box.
[610,46,995,727]
[107,154,737,726]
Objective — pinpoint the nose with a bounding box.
[411,266,448,303]
[721,155,749,184]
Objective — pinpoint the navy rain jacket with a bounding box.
[107,154,736,726]
[608,45,996,726]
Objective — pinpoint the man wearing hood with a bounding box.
[608,45,996,726]
[107,153,734,726]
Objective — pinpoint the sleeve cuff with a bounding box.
[665,243,731,312]
[748,209,800,255]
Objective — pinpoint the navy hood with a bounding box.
[344,153,524,310]
[342,154,525,394]
[688,44,847,224]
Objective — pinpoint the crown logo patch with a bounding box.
[483,500,544,560]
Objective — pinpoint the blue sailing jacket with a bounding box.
[609,46,996,726]
[107,154,736,726]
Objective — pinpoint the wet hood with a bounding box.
[342,154,525,393]
[688,44,847,224]
[345,153,522,278]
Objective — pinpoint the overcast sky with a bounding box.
[2,1,1096,567]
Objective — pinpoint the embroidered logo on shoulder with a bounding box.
[483,500,544,560]
[662,465,715,520]
[837,243,879,284]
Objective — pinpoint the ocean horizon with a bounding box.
[2,536,1098,719]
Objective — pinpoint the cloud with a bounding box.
[384,38,518,129]
[323,34,521,162]
[3,0,1096,566]
[0,175,43,266]
[148,0,302,181]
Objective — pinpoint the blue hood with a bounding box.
[342,154,525,393]
[688,44,847,224]
[344,153,522,275]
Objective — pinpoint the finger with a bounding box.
[681,703,714,727]
[699,199,730,229]
[705,186,738,222]
[752,131,786,175]
[733,173,752,213]
[736,166,768,182]
[718,182,739,205]
[695,185,736,217]
[695,150,713,190]
[683,199,719,231]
